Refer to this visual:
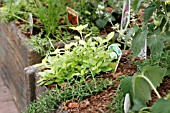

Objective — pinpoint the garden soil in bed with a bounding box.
[56,50,170,113]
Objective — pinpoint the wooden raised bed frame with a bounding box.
[0,23,42,112]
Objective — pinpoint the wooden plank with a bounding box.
[0,23,42,112]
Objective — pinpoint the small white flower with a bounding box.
[98,4,104,10]
[96,10,103,15]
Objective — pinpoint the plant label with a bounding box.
[66,7,79,25]
[29,13,33,34]
[120,0,130,35]
[108,44,122,72]
[138,39,147,59]
[124,93,131,113]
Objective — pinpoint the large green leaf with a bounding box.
[132,98,146,111]
[148,33,165,56]
[132,73,152,102]
[142,66,166,88]
[144,6,156,23]
[120,76,133,97]
[132,26,148,57]
[132,66,166,103]
[151,98,170,113]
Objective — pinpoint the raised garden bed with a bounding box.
[1,0,170,113]
[0,23,42,112]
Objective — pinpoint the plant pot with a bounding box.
[0,23,42,112]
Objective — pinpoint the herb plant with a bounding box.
[0,0,30,23]
[26,78,114,113]
[37,26,117,86]
[31,0,67,37]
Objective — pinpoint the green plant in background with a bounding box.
[26,78,114,113]
[31,0,67,37]
[135,49,170,77]
[26,31,55,56]
[119,66,167,112]
[107,76,125,113]
[70,0,117,29]
[0,0,31,23]
[37,25,117,86]
[130,0,170,58]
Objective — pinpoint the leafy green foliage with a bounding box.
[31,0,67,36]
[132,26,148,57]
[132,0,144,12]
[151,98,170,113]
[132,98,146,112]
[130,0,170,58]
[26,78,114,113]
[120,66,166,112]
[0,0,30,23]
[133,66,166,103]
[26,32,54,56]
[148,34,164,56]
[37,32,117,86]
[142,66,166,88]
[107,76,125,113]
[120,76,133,99]
[135,46,170,77]
[132,73,152,102]
[144,6,156,23]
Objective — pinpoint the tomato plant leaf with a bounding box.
[132,26,148,57]
[151,98,170,113]
[132,66,166,103]
[132,98,146,111]
[144,6,156,23]
[142,66,166,88]
[132,73,152,102]
[148,33,165,56]
[120,76,133,98]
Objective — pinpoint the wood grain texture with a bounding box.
[0,23,42,112]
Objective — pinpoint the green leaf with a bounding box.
[132,66,166,103]
[106,32,115,42]
[93,37,102,43]
[148,33,165,56]
[95,19,107,28]
[132,0,144,12]
[44,81,54,85]
[132,98,146,111]
[144,6,156,23]
[132,73,152,102]
[101,67,112,72]
[132,26,148,57]
[120,76,133,98]
[142,66,166,88]
[85,32,92,38]
[151,98,170,113]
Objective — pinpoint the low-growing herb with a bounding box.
[26,78,114,113]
